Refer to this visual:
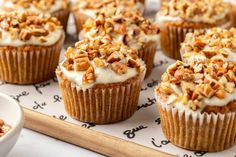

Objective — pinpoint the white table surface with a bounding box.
[7,129,103,157]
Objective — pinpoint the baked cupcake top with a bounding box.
[59,38,146,90]
[0,12,63,46]
[156,60,236,113]
[72,0,144,19]
[81,12,160,50]
[156,0,230,24]
[2,0,69,14]
[181,28,236,63]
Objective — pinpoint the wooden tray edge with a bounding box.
[23,108,175,157]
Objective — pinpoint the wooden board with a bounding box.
[23,108,174,157]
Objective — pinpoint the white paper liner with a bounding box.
[57,71,142,124]
[0,34,65,84]
[157,100,236,152]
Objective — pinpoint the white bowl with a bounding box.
[0,92,24,157]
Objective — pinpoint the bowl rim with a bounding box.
[0,92,24,143]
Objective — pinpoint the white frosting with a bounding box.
[0,27,63,46]
[59,60,145,90]
[157,95,235,126]
[225,0,236,5]
[3,0,66,14]
[156,14,182,26]
[78,9,97,19]
[164,83,236,113]
[80,27,159,50]
[155,8,229,25]
[182,48,236,63]
[75,2,144,19]
[157,87,236,117]
[203,90,236,106]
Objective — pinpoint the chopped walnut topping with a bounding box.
[111,62,128,74]
[156,60,236,111]
[83,66,96,84]
[62,38,146,85]
[3,0,69,12]
[83,11,160,49]
[72,0,144,15]
[0,119,11,137]
[0,11,62,42]
[181,28,236,63]
[158,0,230,24]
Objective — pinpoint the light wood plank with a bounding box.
[23,108,175,157]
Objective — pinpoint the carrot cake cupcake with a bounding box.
[181,27,236,63]
[156,0,232,60]
[155,60,236,152]
[56,38,146,124]
[0,11,64,84]
[80,12,160,77]
[72,0,145,33]
[2,0,70,32]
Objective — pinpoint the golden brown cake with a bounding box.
[56,38,146,124]
[2,0,70,32]
[156,0,232,60]
[181,28,236,63]
[80,12,160,77]
[155,60,236,152]
[0,11,64,84]
[72,0,145,33]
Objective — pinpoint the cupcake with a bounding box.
[181,28,236,63]
[0,12,65,84]
[72,0,145,33]
[56,38,146,124]
[155,60,236,152]
[156,0,232,60]
[225,0,236,27]
[80,12,160,77]
[2,0,70,32]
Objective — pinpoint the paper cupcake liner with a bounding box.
[157,101,236,152]
[140,0,145,4]
[73,11,89,35]
[52,9,70,33]
[160,20,232,60]
[57,71,142,124]
[138,42,157,77]
[231,5,236,27]
[0,34,65,84]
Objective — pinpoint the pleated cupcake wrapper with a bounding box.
[73,11,89,35]
[140,0,145,4]
[157,101,236,152]
[57,72,142,124]
[0,35,64,84]
[138,42,157,77]
[231,5,236,27]
[52,9,70,33]
[160,20,232,60]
